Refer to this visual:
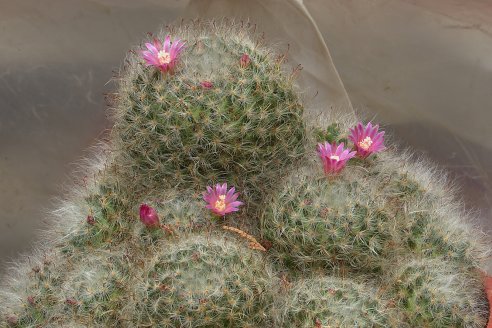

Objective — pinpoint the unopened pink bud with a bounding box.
[240,53,250,68]
[139,204,160,227]
[27,296,35,305]
[200,81,213,89]
[87,215,95,225]
[6,315,18,324]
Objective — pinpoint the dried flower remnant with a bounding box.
[141,35,186,73]
[317,142,356,174]
[65,298,78,306]
[349,122,385,158]
[222,225,266,252]
[484,275,492,328]
[6,315,18,325]
[203,183,243,216]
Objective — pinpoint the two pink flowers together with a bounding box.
[317,122,385,174]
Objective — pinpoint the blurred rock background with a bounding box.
[1,0,491,274]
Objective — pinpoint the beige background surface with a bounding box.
[1,0,491,273]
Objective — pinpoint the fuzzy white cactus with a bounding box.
[0,20,489,328]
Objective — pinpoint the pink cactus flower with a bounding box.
[141,35,186,73]
[317,142,356,174]
[201,81,213,89]
[139,204,160,227]
[240,53,250,68]
[203,183,244,216]
[349,122,385,158]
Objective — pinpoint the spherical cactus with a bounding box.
[368,151,490,269]
[275,276,392,327]
[384,258,488,327]
[261,138,489,275]
[132,233,277,327]
[2,250,131,327]
[1,220,274,327]
[112,20,306,205]
[261,163,398,274]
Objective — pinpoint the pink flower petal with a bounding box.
[226,187,236,197]
[163,35,171,52]
[145,42,159,55]
[317,141,354,174]
[153,38,162,50]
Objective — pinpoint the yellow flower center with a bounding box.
[329,155,340,161]
[214,195,226,212]
[358,136,373,150]
[157,50,171,65]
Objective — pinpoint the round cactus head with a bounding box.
[112,20,305,207]
[261,164,397,275]
[385,258,488,327]
[275,276,392,327]
[133,233,277,327]
[3,250,131,327]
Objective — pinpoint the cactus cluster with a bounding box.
[1,20,490,327]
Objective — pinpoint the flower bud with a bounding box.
[27,296,35,305]
[240,53,250,68]
[200,81,213,89]
[86,215,95,225]
[139,204,160,227]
